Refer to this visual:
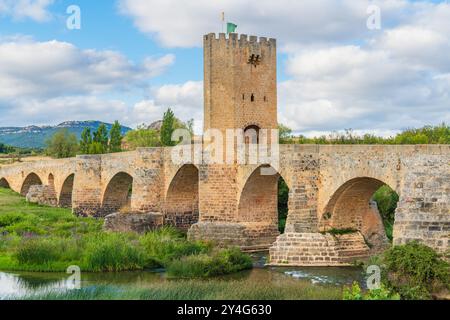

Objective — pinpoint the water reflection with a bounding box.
[0,264,365,299]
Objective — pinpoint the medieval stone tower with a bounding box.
[203,33,277,133]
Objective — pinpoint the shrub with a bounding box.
[322,228,358,236]
[15,239,60,265]
[166,247,253,278]
[140,227,210,266]
[0,213,24,227]
[83,233,146,272]
[14,237,81,266]
[382,242,449,299]
[343,282,400,300]
[372,185,399,241]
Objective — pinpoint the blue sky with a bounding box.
[0,0,449,136]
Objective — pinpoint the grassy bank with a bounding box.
[11,280,342,300]
[0,188,251,277]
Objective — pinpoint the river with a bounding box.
[0,255,366,299]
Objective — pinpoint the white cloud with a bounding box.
[128,81,204,133]
[0,0,54,22]
[0,37,176,127]
[0,96,129,127]
[279,42,450,134]
[2,0,450,137]
[0,38,175,100]
[118,0,419,49]
[118,0,369,48]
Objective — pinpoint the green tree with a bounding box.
[278,124,293,144]
[185,119,195,137]
[88,142,104,155]
[109,121,123,153]
[160,108,176,146]
[124,126,160,150]
[93,124,109,154]
[373,185,399,241]
[278,178,289,233]
[79,128,92,154]
[45,129,78,159]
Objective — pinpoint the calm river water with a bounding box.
[0,256,366,299]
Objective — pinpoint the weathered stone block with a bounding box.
[26,185,57,206]
[103,212,164,234]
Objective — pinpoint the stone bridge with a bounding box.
[0,144,448,265]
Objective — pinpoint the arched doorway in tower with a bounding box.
[244,125,260,144]
[165,164,199,232]
[102,172,133,216]
[20,173,42,196]
[321,177,399,253]
[59,174,75,208]
[238,165,289,248]
[0,178,10,189]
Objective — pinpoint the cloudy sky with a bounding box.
[0,0,449,136]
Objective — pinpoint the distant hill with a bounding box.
[0,121,132,149]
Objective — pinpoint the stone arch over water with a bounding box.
[102,172,133,216]
[320,176,396,252]
[0,178,10,189]
[165,164,199,231]
[59,174,75,208]
[20,173,42,196]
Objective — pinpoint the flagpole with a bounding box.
[221,12,225,33]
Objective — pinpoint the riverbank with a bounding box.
[0,188,250,276]
[0,266,362,300]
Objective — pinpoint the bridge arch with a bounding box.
[165,164,199,231]
[102,172,134,215]
[238,165,289,231]
[20,173,42,196]
[321,176,396,251]
[244,125,261,144]
[0,177,10,188]
[59,174,75,208]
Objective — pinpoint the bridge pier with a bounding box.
[72,155,103,217]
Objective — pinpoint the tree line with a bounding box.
[44,110,449,159]
[279,123,450,145]
[45,108,193,159]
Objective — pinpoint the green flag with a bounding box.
[227,22,237,34]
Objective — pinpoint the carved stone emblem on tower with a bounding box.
[246,45,262,67]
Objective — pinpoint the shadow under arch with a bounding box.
[165,164,199,232]
[321,176,397,251]
[20,173,43,196]
[102,172,133,216]
[59,174,75,208]
[238,165,290,239]
[0,178,10,189]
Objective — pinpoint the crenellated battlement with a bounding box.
[204,33,276,47]
[203,32,278,132]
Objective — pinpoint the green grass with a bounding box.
[0,187,102,238]
[11,281,343,300]
[139,226,211,267]
[0,188,251,276]
[166,247,253,278]
[321,228,358,236]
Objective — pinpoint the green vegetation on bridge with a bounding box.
[279,123,450,145]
